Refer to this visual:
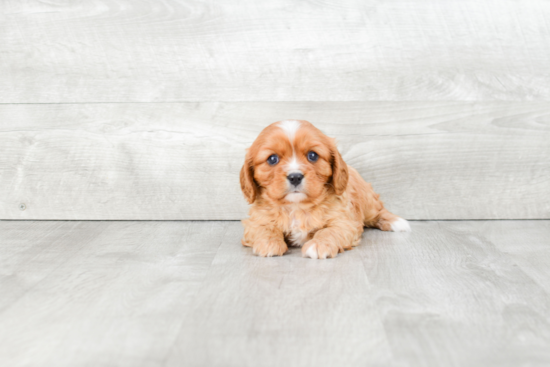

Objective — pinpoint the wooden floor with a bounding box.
[0,220,549,367]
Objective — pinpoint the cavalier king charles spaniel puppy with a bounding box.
[240,120,410,259]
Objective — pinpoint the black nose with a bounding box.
[287,173,304,186]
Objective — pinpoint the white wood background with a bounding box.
[1,0,549,220]
[2,0,550,102]
[1,102,549,220]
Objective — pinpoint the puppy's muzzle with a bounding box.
[287,173,304,187]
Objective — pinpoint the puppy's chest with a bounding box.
[284,212,317,247]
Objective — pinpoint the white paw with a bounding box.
[305,243,319,259]
[251,239,287,257]
[302,240,338,259]
[390,217,411,232]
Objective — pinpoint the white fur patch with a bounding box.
[280,120,306,199]
[305,243,318,259]
[287,217,308,246]
[285,193,307,203]
[278,120,301,142]
[280,120,304,176]
[286,154,301,173]
[390,217,411,232]
[288,229,308,247]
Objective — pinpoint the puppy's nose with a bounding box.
[287,173,304,186]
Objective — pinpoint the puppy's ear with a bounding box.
[240,149,258,204]
[329,138,348,195]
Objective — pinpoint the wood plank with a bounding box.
[472,220,550,293]
[0,221,112,313]
[0,220,227,367]
[165,221,550,367]
[1,0,550,102]
[165,223,394,367]
[1,220,549,366]
[359,221,550,366]
[1,102,549,220]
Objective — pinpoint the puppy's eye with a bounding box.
[267,154,279,166]
[307,151,319,163]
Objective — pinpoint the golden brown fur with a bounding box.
[240,120,410,259]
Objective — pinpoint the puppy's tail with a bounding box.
[373,209,411,232]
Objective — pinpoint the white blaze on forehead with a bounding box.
[278,120,301,143]
[279,120,303,174]
[286,155,300,172]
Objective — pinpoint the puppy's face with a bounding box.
[240,120,348,205]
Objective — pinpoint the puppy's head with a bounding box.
[240,120,348,205]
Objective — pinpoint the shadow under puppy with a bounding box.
[240,120,410,259]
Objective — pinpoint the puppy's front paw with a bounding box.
[302,240,340,260]
[252,239,288,257]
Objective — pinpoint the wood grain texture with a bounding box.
[360,221,550,367]
[1,0,550,102]
[1,220,549,367]
[1,102,549,220]
[0,220,228,367]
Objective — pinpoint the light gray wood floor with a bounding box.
[1,220,549,367]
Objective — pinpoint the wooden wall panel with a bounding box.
[1,102,548,220]
[1,0,549,102]
[2,0,548,219]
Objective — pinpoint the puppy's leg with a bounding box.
[374,209,411,232]
[302,221,362,260]
[242,220,288,257]
[349,168,411,233]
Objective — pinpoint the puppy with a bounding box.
[240,120,410,259]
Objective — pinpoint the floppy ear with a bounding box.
[329,139,348,195]
[240,149,258,204]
